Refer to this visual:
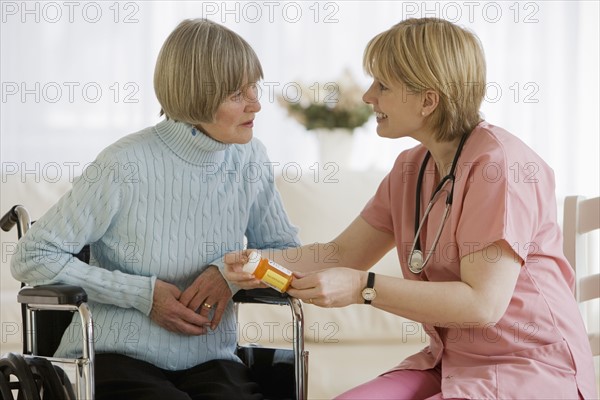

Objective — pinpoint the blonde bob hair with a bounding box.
[154,19,263,125]
[363,18,486,142]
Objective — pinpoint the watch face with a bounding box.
[362,288,376,301]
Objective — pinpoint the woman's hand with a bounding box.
[179,266,232,331]
[287,268,366,308]
[223,249,266,290]
[150,279,211,335]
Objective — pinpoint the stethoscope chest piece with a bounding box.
[408,250,424,274]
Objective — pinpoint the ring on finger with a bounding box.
[308,298,313,304]
[203,303,213,309]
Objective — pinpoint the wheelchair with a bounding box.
[0,205,308,400]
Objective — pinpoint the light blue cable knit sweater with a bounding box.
[11,118,300,370]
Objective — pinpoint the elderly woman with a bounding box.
[225,18,597,399]
[11,19,299,400]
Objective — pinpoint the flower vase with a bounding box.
[314,128,354,169]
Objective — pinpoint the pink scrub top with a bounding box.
[361,121,597,399]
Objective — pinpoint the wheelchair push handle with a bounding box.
[1,205,31,237]
[1,205,21,231]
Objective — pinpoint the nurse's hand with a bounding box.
[287,268,365,307]
[223,249,266,290]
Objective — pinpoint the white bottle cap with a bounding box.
[242,251,261,274]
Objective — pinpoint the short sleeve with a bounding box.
[455,148,541,263]
[360,172,394,233]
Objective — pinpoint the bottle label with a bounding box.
[263,270,289,292]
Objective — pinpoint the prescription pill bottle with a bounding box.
[242,251,293,293]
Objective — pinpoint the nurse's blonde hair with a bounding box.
[363,18,486,141]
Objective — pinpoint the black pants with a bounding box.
[95,353,263,400]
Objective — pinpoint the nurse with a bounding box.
[225,17,597,399]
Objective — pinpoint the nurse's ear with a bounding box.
[420,89,439,117]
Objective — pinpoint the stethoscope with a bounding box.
[408,132,470,274]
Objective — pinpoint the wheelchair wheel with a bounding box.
[0,353,40,400]
[52,365,76,400]
[0,353,76,400]
[26,357,75,400]
[0,366,14,400]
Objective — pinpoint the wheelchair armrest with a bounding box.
[233,288,291,305]
[17,284,88,306]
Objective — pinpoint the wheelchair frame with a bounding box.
[1,204,308,400]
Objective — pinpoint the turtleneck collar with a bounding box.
[154,119,230,165]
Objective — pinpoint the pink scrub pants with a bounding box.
[334,366,465,400]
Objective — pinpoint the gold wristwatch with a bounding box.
[361,272,376,304]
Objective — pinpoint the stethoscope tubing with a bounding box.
[408,132,470,274]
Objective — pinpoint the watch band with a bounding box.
[367,271,375,289]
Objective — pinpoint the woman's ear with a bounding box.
[421,90,439,117]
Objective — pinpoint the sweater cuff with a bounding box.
[209,257,241,295]
[127,274,157,316]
